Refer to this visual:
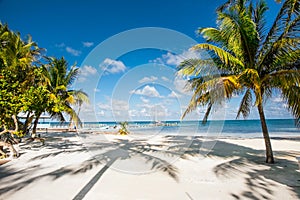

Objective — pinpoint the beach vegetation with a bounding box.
[0,23,43,155]
[178,0,299,163]
[119,121,129,135]
[33,57,89,135]
[0,23,89,159]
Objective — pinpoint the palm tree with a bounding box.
[178,0,299,163]
[31,57,89,134]
[119,121,129,135]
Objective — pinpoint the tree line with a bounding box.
[0,23,89,157]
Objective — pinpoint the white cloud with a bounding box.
[139,76,158,83]
[152,50,200,66]
[111,99,129,111]
[82,41,94,47]
[98,110,105,117]
[77,77,86,83]
[168,91,181,98]
[174,75,191,95]
[140,97,150,103]
[100,58,127,74]
[97,102,111,110]
[66,46,81,56]
[131,85,162,98]
[80,65,97,76]
[78,65,97,82]
[96,98,130,120]
[131,104,169,119]
[161,76,171,82]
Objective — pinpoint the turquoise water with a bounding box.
[129,119,299,137]
[48,119,299,138]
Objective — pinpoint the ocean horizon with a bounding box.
[45,119,299,138]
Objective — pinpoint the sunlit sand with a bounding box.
[1,131,300,199]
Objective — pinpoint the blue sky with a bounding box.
[0,0,293,122]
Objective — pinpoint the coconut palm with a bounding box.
[178,0,299,163]
[31,57,89,134]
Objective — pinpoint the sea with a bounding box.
[47,119,299,138]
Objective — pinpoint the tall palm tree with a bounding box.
[178,0,299,163]
[31,57,89,134]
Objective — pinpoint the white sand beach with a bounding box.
[1,132,300,200]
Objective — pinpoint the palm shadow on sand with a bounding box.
[0,133,299,199]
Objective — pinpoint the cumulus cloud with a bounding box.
[130,104,169,119]
[80,65,97,76]
[100,58,127,74]
[82,41,94,47]
[130,85,162,98]
[78,65,97,82]
[66,46,81,56]
[152,50,200,66]
[112,99,129,111]
[140,97,150,103]
[168,91,181,98]
[174,75,191,95]
[161,76,171,82]
[97,102,111,110]
[139,76,158,83]
[96,98,130,120]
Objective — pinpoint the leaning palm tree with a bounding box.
[178,0,299,163]
[32,57,89,133]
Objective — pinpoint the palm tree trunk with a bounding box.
[32,113,41,138]
[257,102,274,163]
[23,112,34,134]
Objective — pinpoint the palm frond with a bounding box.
[50,112,65,123]
[281,85,300,126]
[198,27,226,46]
[264,69,300,89]
[68,89,90,105]
[222,75,241,98]
[218,10,259,66]
[238,68,262,105]
[181,92,210,120]
[178,58,218,77]
[192,43,244,72]
[258,0,300,64]
[253,0,269,47]
[66,66,80,86]
[236,88,253,119]
[64,104,82,127]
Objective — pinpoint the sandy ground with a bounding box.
[1,132,300,200]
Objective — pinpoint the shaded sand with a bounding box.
[1,132,300,200]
